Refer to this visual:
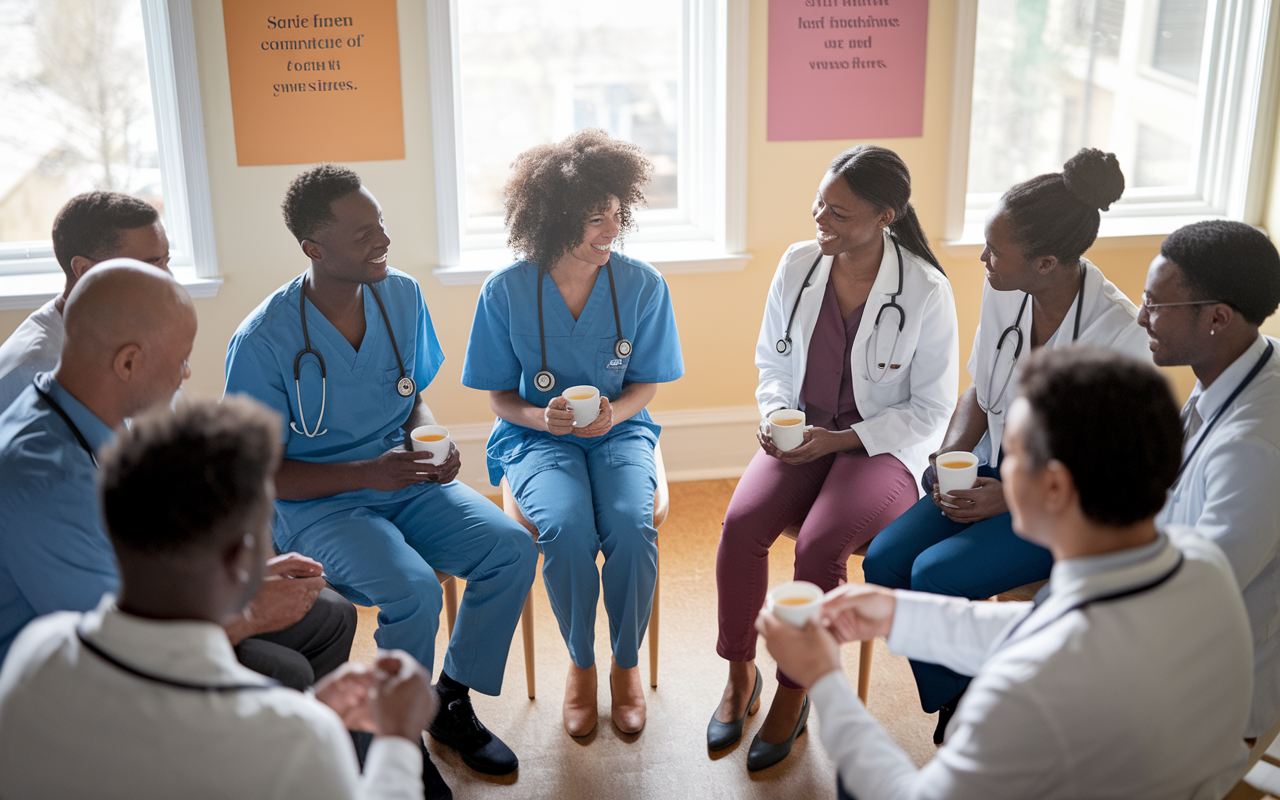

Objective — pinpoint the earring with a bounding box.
[237,568,250,583]
[1211,329,1216,336]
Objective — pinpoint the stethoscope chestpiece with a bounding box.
[396,376,417,397]
[534,370,555,392]
[614,338,633,359]
[776,337,792,356]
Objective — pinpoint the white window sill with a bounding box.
[432,243,753,286]
[941,214,1245,257]
[0,266,223,312]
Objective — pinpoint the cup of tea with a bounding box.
[767,409,811,452]
[765,580,824,628]
[409,424,452,466]
[562,385,602,427]
[936,451,980,497]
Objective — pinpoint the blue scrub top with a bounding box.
[224,268,445,532]
[461,253,684,485]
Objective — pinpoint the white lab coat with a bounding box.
[1159,333,1280,738]
[812,525,1253,800]
[968,258,1150,460]
[755,232,959,486]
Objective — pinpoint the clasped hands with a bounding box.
[226,552,326,643]
[544,396,614,438]
[755,583,897,691]
[926,453,1007,523]
[314,649,438,741]
[364,443,462,492]
[758,422,851,465]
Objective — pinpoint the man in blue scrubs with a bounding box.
[0,259,355,691]
[224,165,538,786]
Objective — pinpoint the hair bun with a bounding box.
[1062,148,1125,212]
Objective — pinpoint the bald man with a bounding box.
[0,192,171,413]
[0,262,356,689]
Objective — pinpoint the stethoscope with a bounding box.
[33,383,97,467]
[996,551,1184,653]
[292,281,414,438]
[979,270,1088,416]
[533,260,631,393]
[77,626,279,692]
[1174,340,1274,485]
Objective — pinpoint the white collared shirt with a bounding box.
[811,526,1252,800]
[0,597,422,800]
[967,259,1151,460]
[1159,333,1280,737]
[0,298,62,414]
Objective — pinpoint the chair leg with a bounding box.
[521,590,535,699]
[649,547,660,688]
[857,640,873,704]
[443,577,459,639]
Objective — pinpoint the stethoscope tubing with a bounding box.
[291,280,412,438]
[775,238,910,384]
[534,260,631,393]
[1174,340,1275,485]
[32,384,98,467]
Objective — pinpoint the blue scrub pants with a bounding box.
[861,465,1052,712]
[503,427,658,670]
[275,481,538,696]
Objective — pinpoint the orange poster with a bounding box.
[222,0,405,165]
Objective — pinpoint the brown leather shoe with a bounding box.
[609,660,646,734]
[563,662,598,737]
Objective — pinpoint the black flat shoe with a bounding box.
[746,694,809,772]
[428,693,518,776]
[707,667,763,751]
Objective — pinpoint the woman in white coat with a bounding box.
[709,145,959,770]
[862,148,1151,741]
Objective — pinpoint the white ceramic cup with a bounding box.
[765,580,824,628]
[767,409,811,452]
[409,424,452,466]
[936,451,980,497]
[562,385,602,428]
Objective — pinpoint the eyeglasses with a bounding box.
[1140,293,1222,311]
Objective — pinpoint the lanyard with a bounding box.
[76,626,279,692]
[998,552,1184,652]
[1175,341,1275,484]
[32,383,98,467]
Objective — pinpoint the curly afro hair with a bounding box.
[282,163,363,243]
[502,129,653,270]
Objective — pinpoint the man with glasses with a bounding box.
[1138,219,1280,742]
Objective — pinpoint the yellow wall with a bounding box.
[1,0,1262,412]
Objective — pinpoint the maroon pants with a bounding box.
[716,447,916,689]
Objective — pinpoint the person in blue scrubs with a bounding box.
[224,165,538,794]
[462,129,684,738]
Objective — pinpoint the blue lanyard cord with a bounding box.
[76,627,279,692]
[32,384,97,467]
[1176,340,1275,483]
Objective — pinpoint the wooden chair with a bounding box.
[993,579,1048,603]
[779,521,875,704]
[444,442,669,698]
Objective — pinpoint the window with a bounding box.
[0,0,218,307]
[948,0,1278,244]
[427,0,749,284]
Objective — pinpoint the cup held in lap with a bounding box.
[409,424,451,466]
[563,385,602,427]
[936,451,979,496]
[767,409,811,452]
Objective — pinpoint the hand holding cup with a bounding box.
[409,425,452,466]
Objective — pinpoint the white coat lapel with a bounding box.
[788,251,834,398]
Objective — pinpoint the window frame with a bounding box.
[943,0,1280,250]
[425,0,750,285]
[0,0,220,310]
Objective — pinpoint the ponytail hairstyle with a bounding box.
[1000,148,1125,265]
[828,145,942,273]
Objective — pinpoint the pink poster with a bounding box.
[768,0,929,141]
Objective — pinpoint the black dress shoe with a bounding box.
[746,694,809,772]
[428,693,519,775]
[707,667,763,750]
[420,738,453,800]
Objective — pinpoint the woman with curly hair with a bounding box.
[462,129,684,738]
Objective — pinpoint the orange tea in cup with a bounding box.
[777,596,812,606]
[939,460,971,469]
[415,434,446,442]
[566,392,594,400]
[774,419,801,426]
